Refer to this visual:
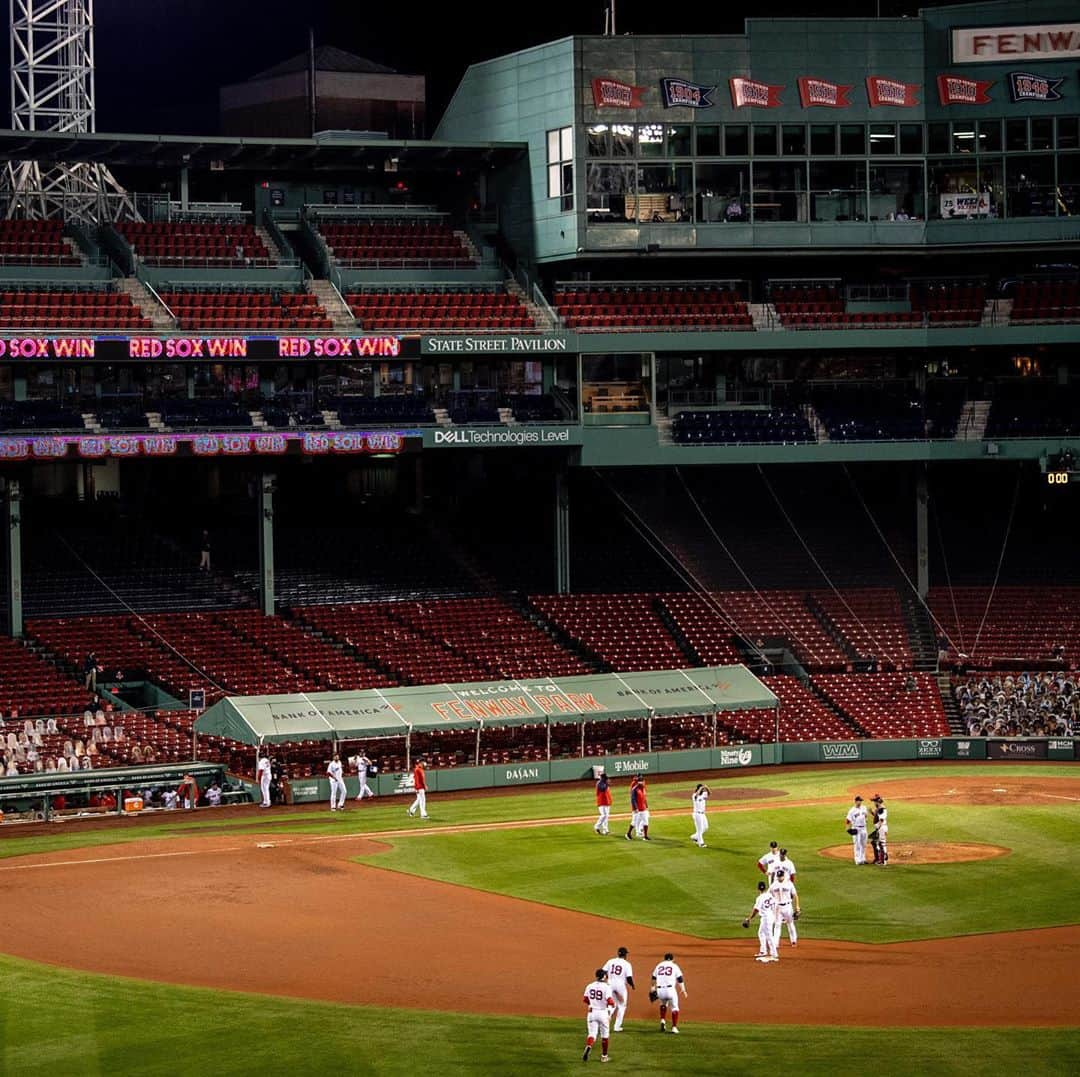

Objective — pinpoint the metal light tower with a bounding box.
[1,0,135,222]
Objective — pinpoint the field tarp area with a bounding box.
[193,665,778,745]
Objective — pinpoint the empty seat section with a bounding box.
[530,594,687,672]
[554,283,752,331]
[928,586,1080,668]
[722,674,855,742]
[0,286,150,329]
[347,288,536,331]
[114,221,271,266]
[0,219,80,265]
[158,288,331,330]
[318,218,476,267]
[813,672,949,737]
[1010,279,1080,323]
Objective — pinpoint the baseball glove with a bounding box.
[741,919,750,929]
[846,827,858,835]
[648,989,659,1003]
[793,910,801,921]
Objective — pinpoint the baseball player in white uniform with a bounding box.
[582,969,614,1063]
[774,848,796,882]
[769,868,800,950]
[256,751,272,808]
[845,795,869,864]
[690,783,709,847]
[650,952,687,1033]
[757,840,780,880]
[743,880,778,962]
[327,753,347,812]
[602,947,635,1032]
[871,794,889,865]
[353,751,375,801]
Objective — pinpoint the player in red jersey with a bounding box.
[594,772,612,835]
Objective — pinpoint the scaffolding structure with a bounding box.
[0,0,136,222]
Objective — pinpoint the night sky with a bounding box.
[9,0,959,135]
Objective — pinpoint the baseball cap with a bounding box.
[871,794,883,802]
[854,795,863,802]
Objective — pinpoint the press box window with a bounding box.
[547,126,574,211]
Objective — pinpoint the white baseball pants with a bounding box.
[356,778,374,799]
[409,789,428,817]
[595,805,610,833]
[634,809,650,836]
[758,914,778,957]
[657,986,679,1013]
[259,773,271,807]
[586,1011,610,1039]
[852,828,867,864]
[329,778,347,810]
[692,812,708,844]
[610,985,627,1030]
[772,905,798,947]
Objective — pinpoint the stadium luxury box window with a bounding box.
[547,126,574,212]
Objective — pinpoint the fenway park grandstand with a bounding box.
[1,0,1079,819]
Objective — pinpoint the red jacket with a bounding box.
[413,764,427,791]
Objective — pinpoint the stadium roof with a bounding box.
[0,129,524,171]
[194,666,778,745]
[250,45,398,80]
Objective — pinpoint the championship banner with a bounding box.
[797,77,853,108]
[1008,70,1065,101]
[591,77,645,109]
[866,76,920,107]
[659,77,716,108]
[937,74,994,105]
[729,77,783,108]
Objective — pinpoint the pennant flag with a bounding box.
[866,76,920,107]
[797,77,854,108]
[729,77,783,108]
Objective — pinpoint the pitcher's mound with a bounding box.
[819,841,1010,865]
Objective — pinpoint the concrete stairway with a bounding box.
[803,403,830,443]
[936,673,966,734]
[309,279,356,331]
[955,399,991,441]
[749,302,777,329]
[454,229,482,266]
[506,278,556,331]
[983,297,1012,327]
[117,277,174,329]
[255,224,285,263]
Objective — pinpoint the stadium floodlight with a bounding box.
[0,0,137,223]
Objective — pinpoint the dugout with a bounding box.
[193,665,779,797]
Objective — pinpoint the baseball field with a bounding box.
[1,761,1078,1076]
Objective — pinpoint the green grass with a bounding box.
[1,761,1074,864]
[1,953,1077,1077]
[354,798,1080,942]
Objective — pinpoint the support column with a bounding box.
[554,466,570,594]
[180,166,190,212]
[5,479,23,637]
[258,474,276,616]
[916,468,929,600]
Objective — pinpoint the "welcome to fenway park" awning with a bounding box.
[193,665,777,745]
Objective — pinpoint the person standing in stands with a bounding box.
[407,759,429,819]
[84,651,99,693]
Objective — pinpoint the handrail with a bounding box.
[326,275,356,324]
[139,276,179,329]
[304,203,445,221]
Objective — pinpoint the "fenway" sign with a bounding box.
[953,22,1080,63]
